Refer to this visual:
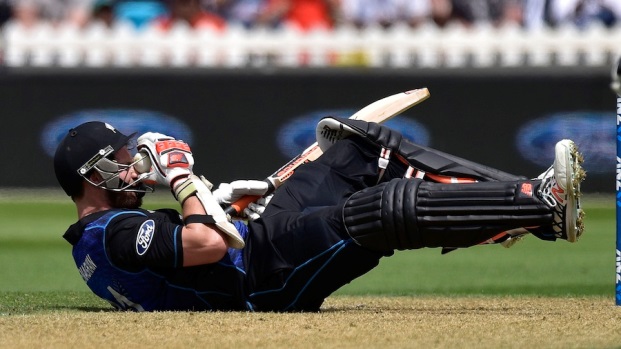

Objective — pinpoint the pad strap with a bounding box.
[377,147,391,183]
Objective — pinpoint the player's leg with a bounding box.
[343,178,546,250]
[261,136,399,213]
[246,138,392,311]
[342,139,586,252]
[457,139,586,250]
[247,206,387,312]
[317,116,525,183]
[317,117,579,249]
[394,139,525,182]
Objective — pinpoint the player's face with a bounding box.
[114,146,140,186]
[107,147,143,209]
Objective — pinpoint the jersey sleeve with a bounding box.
[105,210,184,271]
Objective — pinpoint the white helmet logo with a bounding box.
[105,123,117,133]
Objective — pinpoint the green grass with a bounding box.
[0,192,615,314]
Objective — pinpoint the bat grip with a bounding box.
[223,181,276,216]
[224,195,261,216]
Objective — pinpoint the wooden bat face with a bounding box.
[350,88,430,122]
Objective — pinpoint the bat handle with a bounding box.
[224,195,262,216]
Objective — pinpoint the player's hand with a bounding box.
[136,132,194,188]
[244,194,273,221]
[212,180,269,205]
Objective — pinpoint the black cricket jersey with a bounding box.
[63,208,250,311]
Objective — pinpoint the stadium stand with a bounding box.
[0,0,620,68]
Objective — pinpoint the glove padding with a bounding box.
[213,180,270,205]
[137,132,194,187]
[244,194,273,221]
[174,175,245,249]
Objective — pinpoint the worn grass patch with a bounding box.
[1,296,620,349]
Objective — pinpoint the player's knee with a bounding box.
[343,178,423,252]
[366,121,403,150]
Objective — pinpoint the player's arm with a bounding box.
[106,206,229,269]
[135,133,246,266]
[178,195,228,266]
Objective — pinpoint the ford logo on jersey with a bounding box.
[136,220,155,256]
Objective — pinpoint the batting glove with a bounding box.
[212,180,270,205]
[136,132,194,188]
[244,194,273,221]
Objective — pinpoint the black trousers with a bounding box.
[244,136,526,311]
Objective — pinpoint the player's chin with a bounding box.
[108,190,143,209]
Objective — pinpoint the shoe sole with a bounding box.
[557,140,586,242]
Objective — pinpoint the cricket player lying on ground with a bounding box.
[54,117,586,312]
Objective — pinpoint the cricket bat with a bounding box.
[224,87,431,215]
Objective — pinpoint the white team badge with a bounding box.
[136,220,155,255]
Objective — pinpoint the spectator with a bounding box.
[0,0,11,27]
[205,0,265,28]
[154,0,226,30]
[549,0,620,28]
[522,0,549,29]
[256,0,340,31]
[114,0,169,29]
[451,0,523,27]
[429,0,454,27]
[523,0,621,29]
[91,0,115,27]
[450,0,491,26]
[490,0,524,27]
[339,0,432,29]
[8,0,92,27]
[7,0,41,28]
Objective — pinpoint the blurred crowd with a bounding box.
[0,0,620,33]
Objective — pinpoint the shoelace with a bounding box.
[537,166,558,208]
[537,167,567,238]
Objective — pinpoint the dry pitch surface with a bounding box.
[2,295,620,349]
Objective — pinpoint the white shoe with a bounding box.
[535,139,586,242]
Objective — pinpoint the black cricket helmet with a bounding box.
[53,121,152,196]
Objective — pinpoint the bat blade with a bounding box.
[350,88,430,122]
[225,88,430,216]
